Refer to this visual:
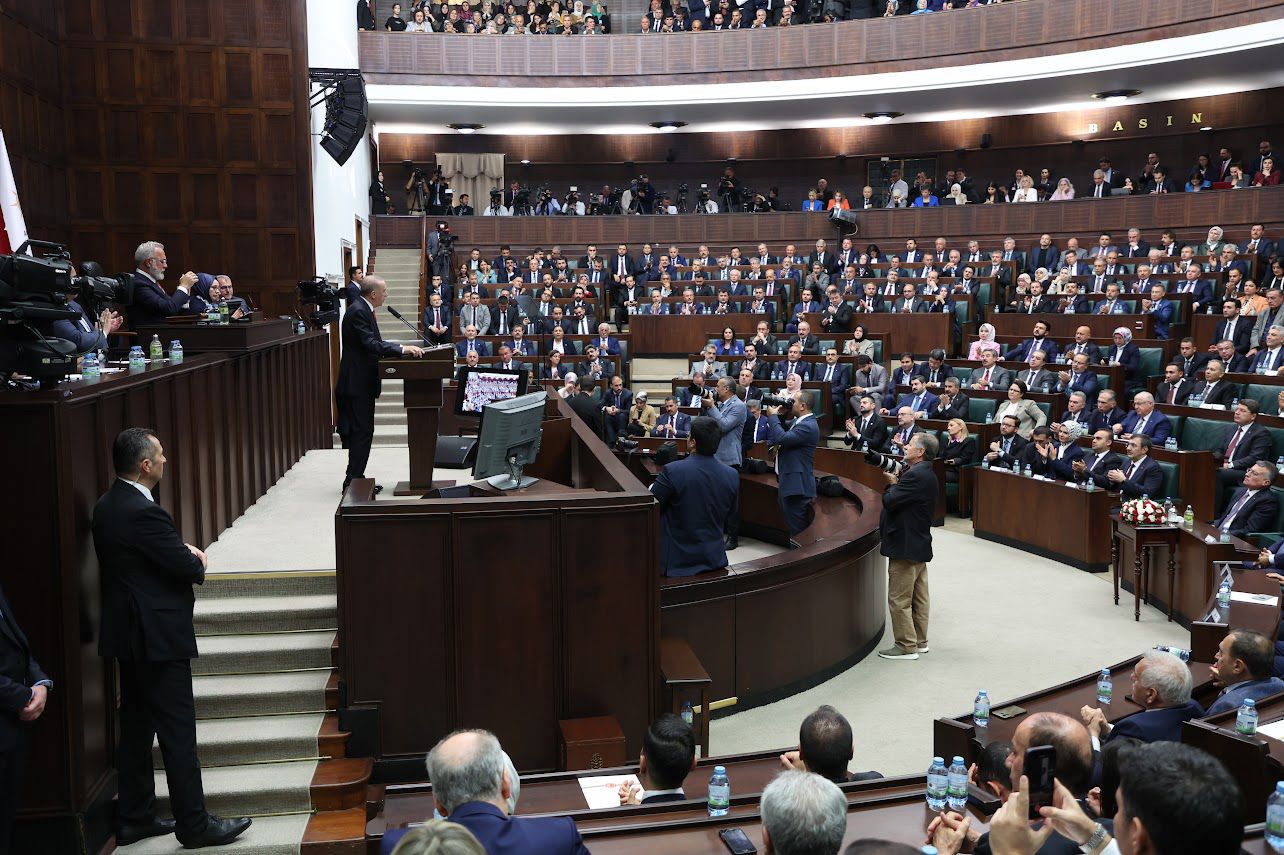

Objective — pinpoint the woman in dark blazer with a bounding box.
[1106,326,1142,391]
[940,418,977,483]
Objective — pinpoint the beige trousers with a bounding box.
[887,559,930,652]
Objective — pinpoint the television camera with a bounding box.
[296,275,343,327]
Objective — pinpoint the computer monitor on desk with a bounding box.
[473,390,548,490]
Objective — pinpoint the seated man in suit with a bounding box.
[1190,358,1236,409]
[737,344,772,381]
[778,705,881,784]
[422,293,452,346]
[785,288,821,333]
[382,730,587,855]
[743,398,771,449]
[1089,389,1128,434]
[1106,433,1165,497]
[845,395,890,452]
[1114,392,1172,443]
[1205,628,1284,715]
[1156,362,1194,406]
[1003,320,1059,363]
[1013,349,1057,394]
[1059,427,1123,485]
[1081,649,1205,745]
[737,368,764,403]
[848,354,888,408]
[600,375,633,446]
[1055,352,1100,405]
[884,375,938,419]
[576,345,614,384]
[1174,337,1211,379]
[892,283,928,314]
[491,345,527,376]
[592,323,621,356]
[772,344,811,382]
[929,377,969,422]
[787,321,821,356]
[679,372,710,408]
[128,241,196,327]
[886,406,922,455]
[618,714,697,805]
[455,325,491,359]
[1214,399,1276,501]
[1213,460,1279,538]
[1142,283,1175,339]
[1213,338,1252,374]
[1056,390,1094,431]
[651,416,738,576]
[49,297,121,354]
[748,321,778,359]
[984,415,1028,470]
[815,348,851,419]
[652,396,692,439]
[968,347,1011,391]
[690,346,728,380]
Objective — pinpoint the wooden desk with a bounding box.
[812,446,947,526]
[1190,567,1283,663]
[1112,514,1181,621]
[0,333,332,851]
[336,398,659,773]
[1114,520,1259,627]
[132,316,298,352]
[990,313,1155,342]
[972,467,1113,571]
[804,311,950,357]
[629,314,764,356]
[934,655,1218,768]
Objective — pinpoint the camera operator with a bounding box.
[590,185,619,215]
[562,190,586,216]
[632,174,656,214]
[717,166,743,213]
[47,261,123,354]
[448,193,474,216]
[405,167,426,214]
[702,377,748,549]
[425,168,450,215]
[482,190,511,217]
[749,191,773,213]
[764,392,818,537]
[875,431,939,661]
[426,222,455,282]
[534,188,562,216]
[694,186,719,214]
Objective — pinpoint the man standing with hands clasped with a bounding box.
[877,433,939,660]
[703,377,748,549]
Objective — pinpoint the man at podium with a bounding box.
[336,276,423,493]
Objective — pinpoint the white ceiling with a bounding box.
[366,22,1284,136]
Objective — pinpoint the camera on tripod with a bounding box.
[296,275,342,327]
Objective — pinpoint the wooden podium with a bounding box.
[380,346,455,495]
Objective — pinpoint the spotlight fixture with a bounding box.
[1091,89,1141,104]
[650,121,686,132]
[519,158,531,164]
[449,123,484,134]
[863,112,903,124]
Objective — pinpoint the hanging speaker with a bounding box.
[320,74,368,166]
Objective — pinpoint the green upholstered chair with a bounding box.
[967,397,997,424]
[1179,417,1230,453]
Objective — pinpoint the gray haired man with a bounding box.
[704,376,748,549]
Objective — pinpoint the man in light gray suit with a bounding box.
[848,354,888,413]
[704,377,748,550]
[458,291,491,335]
[968,347,1012,391]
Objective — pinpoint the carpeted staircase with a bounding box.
[120,571,372,855]
[369,248,426,447]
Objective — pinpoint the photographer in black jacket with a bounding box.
[875,433,939,661]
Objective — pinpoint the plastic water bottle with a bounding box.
[82,351,100,380]
[1218,580,1232,610]
[219,300,230,323]
[1237,698,1259,736]
[296,320,306,335]
[1154,645,1191,662]
[1096,669,1113,704]
[946,756,968,812]
[1165,437,1177,451]
[169,340,183,364]
[926,757,948,811]
[973,691,990,728]
[984,411,993,423]
[1232,397,1240,409]
[149,334,163,360]
[1023,464,1033,478]
[128,345,145,372]
[922,847,940,855]
[981,457,990,470]
[1183,505,1194,528]
[1266,781,1284,851]
[1162,497,1174,520]
[680,700,694,727]
[707,766,730,816]
[1277,455,1284,469]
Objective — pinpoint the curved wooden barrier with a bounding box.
[358,0,1284,87]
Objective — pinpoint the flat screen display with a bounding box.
[454,367,527,416]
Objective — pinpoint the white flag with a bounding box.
[0,129,29,254]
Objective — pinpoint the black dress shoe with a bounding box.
[178,815,252,849]
[725,535,739,550]
[117,818,177,846]
[373,483,384,495]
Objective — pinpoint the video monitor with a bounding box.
[454,367,528,416]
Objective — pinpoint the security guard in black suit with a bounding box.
[0,584,51,854]
[336,276,424,492]
[92,428,251,848]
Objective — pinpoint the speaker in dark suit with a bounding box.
[0,585,51,854]
[767,397,819,536]
[127,261,194,328]
[335,278,422,490]
[92,429,251,848]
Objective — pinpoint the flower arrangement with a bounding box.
[1120,497,1166,525]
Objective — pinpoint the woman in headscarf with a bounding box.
[1106,326,1141,390]
[968,322,998,360]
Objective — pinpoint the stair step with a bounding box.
[194,595,336,636]
[193,670,332,718]
[117,812,313,854]
[154,759,318,817]
[302,807,366,854]
[194,631,336,675]
[312,758,374,812]
[199,572,336,600]
[319,713,351,759]
[154,713,329,769]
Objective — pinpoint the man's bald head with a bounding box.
[426,729,508,815]
[1011,712,1094,795]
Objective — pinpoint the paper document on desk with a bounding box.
[577,774,641,809]
[1257,719,1284,741]
[1230,591,1280,607]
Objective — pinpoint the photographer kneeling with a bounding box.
[874,432,939,661]
[765,393,818,539]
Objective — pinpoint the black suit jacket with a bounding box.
[0,585,49,750]
[336,299,404,400]
[846,413,890,452]
[791,334,820,355]
[932,394,969,422]
[128,272,191,328]
[1215,487,1280,538]
[566,391,604,437]
[1118,456,1164,499]
[941,436,977,468]
[1156,379,1193,406]
[1214,318,1254,354]
[819,302,854,333]
[737,359,771,380]
[879,461,938,563]
[1192,380,1237,408]
[1062,449,1123,486]
[1219,422,1275,470]
[92,480,206,661]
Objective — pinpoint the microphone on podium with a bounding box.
[385,305,431,348]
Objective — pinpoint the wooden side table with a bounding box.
[660,637,712,758]
[1111,513,1181,621]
